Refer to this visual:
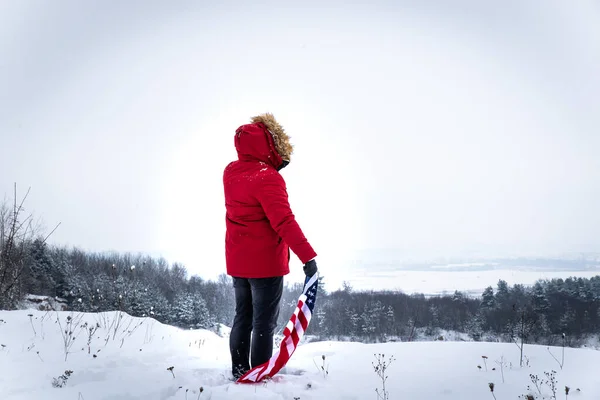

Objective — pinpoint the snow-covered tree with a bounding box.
[346,307,360,337]
[26,238,57,296]
[531,282,550,314]
[495,280,510,307]
[465,312,485,341]
[481,286,495,309]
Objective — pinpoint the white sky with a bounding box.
[1,0,599,287]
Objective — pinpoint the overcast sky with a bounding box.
[1,0,598,287]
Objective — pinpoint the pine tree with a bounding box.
[149,292,171,322]
[172,293,195,327]
[385,305,395,336]
[481,286,495,309]
[360,304,376,338]
[535,313,551,341]
[315,300,328,336]
[495,280,510,308]
[50,256,69,299]
[465,312,485,341]
[452,290,465,303]
[510,283,528,309]
[426,304,440,336]
[190,293,213,329]
[346,307,360,337]
[559,305,576,335]
[532,281,550,314]
[127,280,154,317]
[26,238,56,296]
[88,273,113,312]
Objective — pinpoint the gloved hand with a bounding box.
[303,259,318,277]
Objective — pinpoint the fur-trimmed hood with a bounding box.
[234,113,293,170]
[250,113,293,162]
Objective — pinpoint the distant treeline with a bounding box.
[304,276,600,347]
[3,237,600,346]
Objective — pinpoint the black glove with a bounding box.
[303,259,318,277]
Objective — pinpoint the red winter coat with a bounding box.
[223,114,316,278]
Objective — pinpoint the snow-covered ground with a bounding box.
[1,309,599,400]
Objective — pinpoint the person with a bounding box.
[223,113,318,380]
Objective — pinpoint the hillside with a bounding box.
[1,309,599,400]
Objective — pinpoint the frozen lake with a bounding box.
[320,257,600,296]
[335,268,600,296]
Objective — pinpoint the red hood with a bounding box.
[235,122,284,169]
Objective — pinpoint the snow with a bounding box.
[19,295,68,311]
[336,269,600,296]
[1,309,599,400]
[429,262,497,269]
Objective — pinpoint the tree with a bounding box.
[342,281,353,293]
[172,292,213,329]
[127,280,154,317]
[0,186,36,309]
[481,286,495,309]
[385,305,395,336]
[25,238,56,296]
[495,280,510,308]
[510,283,528,309]
[360,301,385,340]
[11,216,600,344]
[532,281,550,314]
[508,306,537,367]
[191,293,214,329]
[315,299,328,336]
[346,307,360,337]
[172,293,195,326]
[559,305,576,336]
[465,312,485,341]
[426,304,440,336]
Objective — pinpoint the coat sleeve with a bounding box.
[254,170,317,264]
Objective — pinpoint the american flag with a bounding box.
[236,272,319,384]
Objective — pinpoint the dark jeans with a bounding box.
[229,276,283,379]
